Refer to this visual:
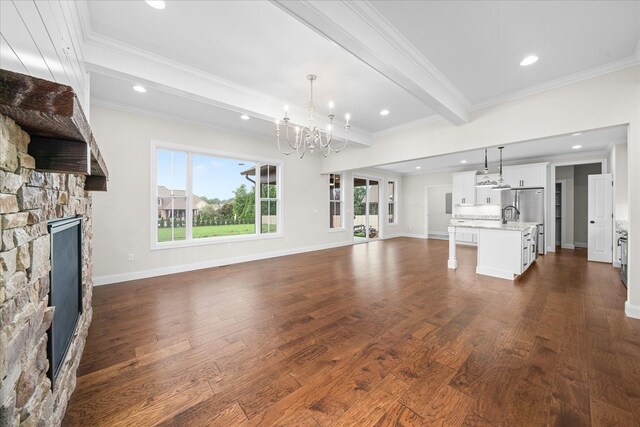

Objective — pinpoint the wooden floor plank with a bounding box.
[62,239,638,426]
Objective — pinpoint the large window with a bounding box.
[329,173,343,229]
[152,142,280,247]
[388,180,397,224]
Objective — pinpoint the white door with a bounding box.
[588,174,613,262]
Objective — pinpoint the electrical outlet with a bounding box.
[127,254,135,262]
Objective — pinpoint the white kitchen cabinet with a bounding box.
[521,225,538,271]
[452,171,477,206]
[470,225,539,280]
[475,173,500,204]
[502,164,547,188]
[456,231,477,244]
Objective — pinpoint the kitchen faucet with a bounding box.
[502,205,520,224]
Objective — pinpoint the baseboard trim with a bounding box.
[625,301,640,319]
[402,233,428,239]
[93,240,353,286]
[428,232,449,240]
[613,260,621,268]
[561,244,575,250]
[574,242,588,248]
[476,266,515,281]
[382,233,404,240]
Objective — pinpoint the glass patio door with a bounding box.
[353,177,380,241]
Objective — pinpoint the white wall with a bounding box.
[401,172,453,237]
[609,143,629,222]
[0,0,90,114]
[90,106,353,284]
[426,186,452,237]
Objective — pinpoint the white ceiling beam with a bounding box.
[272,0,470,125]
[81,32,372,147]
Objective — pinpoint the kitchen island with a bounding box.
[447,220,539,280]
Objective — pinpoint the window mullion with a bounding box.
[186,152,193,240]
[255,162,261,235]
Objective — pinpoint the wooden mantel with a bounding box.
[0,69,108,191]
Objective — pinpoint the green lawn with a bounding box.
[158,224,277,242]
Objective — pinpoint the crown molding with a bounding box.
[371,53,640,139]
[272,0,469,125]
[372,114,442,139]
[91,98,278,145]
[471,54,640,112]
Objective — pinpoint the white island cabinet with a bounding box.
[448,221,538,280]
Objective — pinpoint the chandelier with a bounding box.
[275,74,350,158]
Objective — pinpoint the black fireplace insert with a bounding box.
[47,217,83,387]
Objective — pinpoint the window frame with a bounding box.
[387,179,398,226]
[328,173,345,232]
[150,140,283,250]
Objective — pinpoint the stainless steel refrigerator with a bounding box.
[503,188,545,254]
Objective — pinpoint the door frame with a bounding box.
[353,174,383,243]
[548,157,607,253]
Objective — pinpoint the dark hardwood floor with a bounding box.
[63,238,640,426]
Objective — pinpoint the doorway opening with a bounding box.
[554,163,610,261]
[555,182,562,247]
[353,177,380,243]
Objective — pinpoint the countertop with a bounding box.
[449,219,540,232]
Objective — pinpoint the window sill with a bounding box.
[387,223,399,227]
[150,232,284,251]
[328,227,346,233]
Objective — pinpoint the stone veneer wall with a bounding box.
[0,115,93,426]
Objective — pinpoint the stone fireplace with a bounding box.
[0,115,93,425]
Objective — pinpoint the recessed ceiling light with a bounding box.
[572,132,582,136]
[240,114,250,120]
[520,55,539,66]
[416,166,421,170]
[460,160,467,164]
[379,109,390,116]
[145,0,165,9]
[572,145,582,149]
[132,85,147,93]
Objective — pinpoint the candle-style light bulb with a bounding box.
[284,105,289,119]
[345,113,350,125]
[328,101,334,114]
